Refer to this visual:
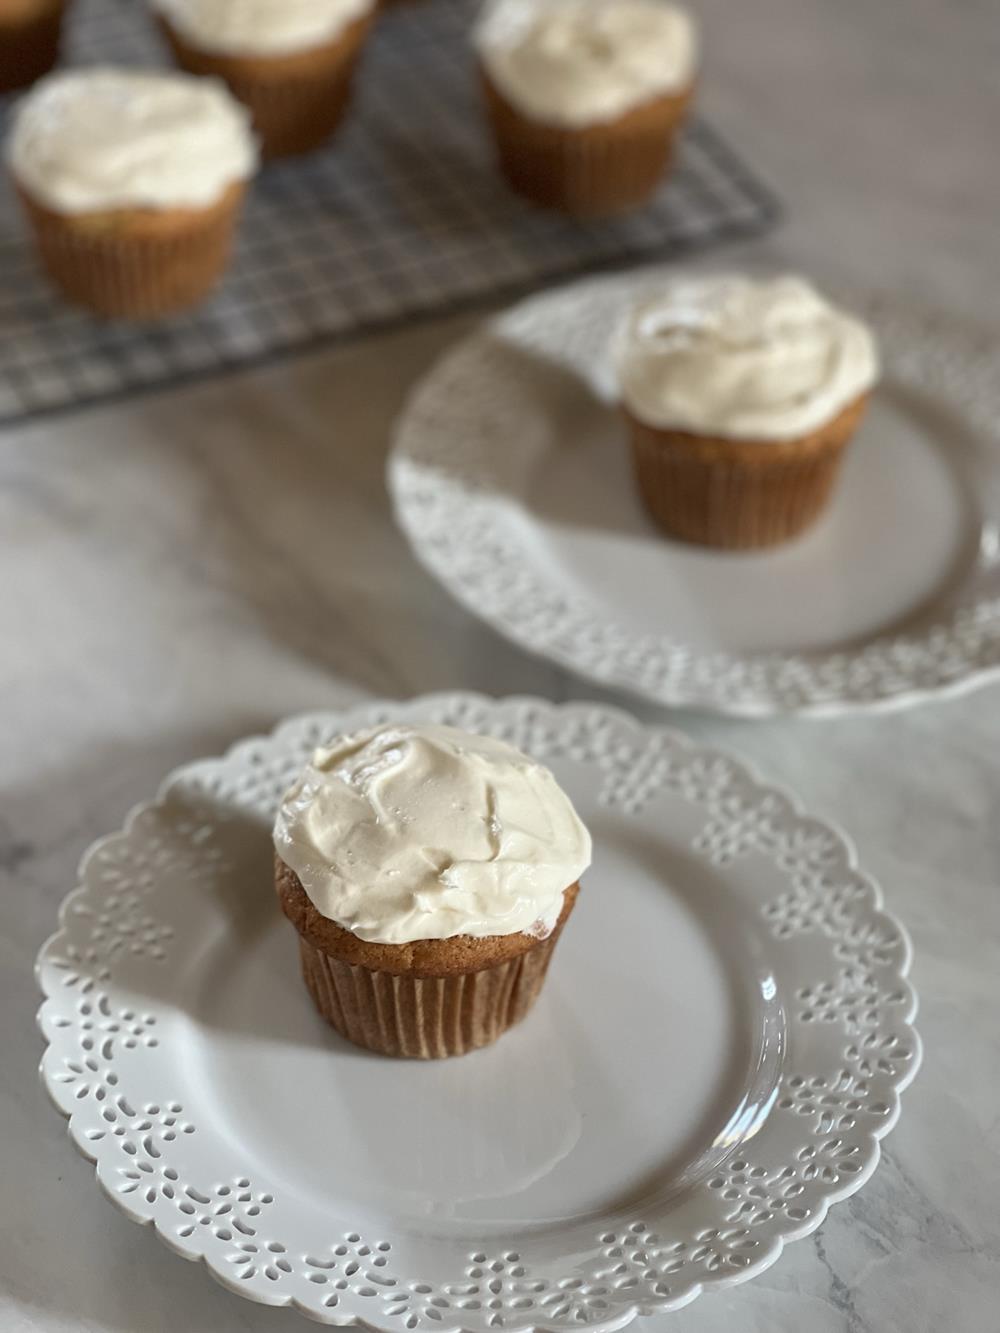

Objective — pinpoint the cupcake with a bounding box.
[0,0,67,93]
[617,274,879,548]
[152,0,376,158]
[7,68,257,318]
[273,723,591,1059]
[474,0,696,217]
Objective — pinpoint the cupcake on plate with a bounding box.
[617,274,879,549]
[474,0,696,217]
[273,723,591,1059]
[0,0,68,93]
[152,0,377,158]
[7,67,257,318]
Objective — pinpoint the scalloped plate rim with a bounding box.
[388,273,1000,718]
[35,691,922,1330]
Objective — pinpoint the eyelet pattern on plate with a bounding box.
[37,694,920,1329]
[390,276,1000,715]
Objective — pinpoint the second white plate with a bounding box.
[38,694,919,1330]
[389,270,1000,716]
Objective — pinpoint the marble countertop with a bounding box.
[3,0,999,1330]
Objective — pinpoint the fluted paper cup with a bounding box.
[625,394,870,549]
[16,179,246,318]
[277,857,579,1059]
[158,13,372,158]
[481,67,693,217]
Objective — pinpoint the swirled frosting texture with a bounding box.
[7,68,257,213]
[475,0,696,127]
[273,724,592,944]
[617,274,879,440]
[152,0,373,57]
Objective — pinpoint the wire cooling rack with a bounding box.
[0,0,781,425]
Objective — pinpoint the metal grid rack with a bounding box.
[0,0,781,425]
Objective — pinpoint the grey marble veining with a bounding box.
[3,0,1000,1330]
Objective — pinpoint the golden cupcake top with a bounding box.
[273,723,592,944]
[475,0,697,127]
[6,66,258,213]
[151,0,375,57]
[617,273,879,440]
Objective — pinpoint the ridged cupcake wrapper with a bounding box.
[0,2,64,93]
[160,17,370,158]
[627,399,867,549]
[482,72,691,217]
[213,68,358,158]
[298,933,562,1059]
[18,185,245,319]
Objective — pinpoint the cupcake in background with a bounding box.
[617,274,879,549]
[273,723,591,1059]
[474,0,696,217]
[152,0,377,158]
[7,67,257,317]
[0,0,68,94]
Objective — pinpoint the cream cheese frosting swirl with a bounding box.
[7,68,257,213]
[617,274,879,440]
[273,724,592,945]
[152,0,374,57]
[475,0,696,127]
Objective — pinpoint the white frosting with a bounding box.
[273,724,592,945]
[6,68,257,214]
[617,274,879,440]
[475,0,696,127]
[152,0,373,56]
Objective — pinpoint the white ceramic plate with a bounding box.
[38,694,920,1329]
[389,271,1000,716]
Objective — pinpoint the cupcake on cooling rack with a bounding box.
[7,67,258,318]
[273,723,591,1059]
[152,0,377,158]
[0,0,68,93]
[617,273,879,549]
[474,0,697,217]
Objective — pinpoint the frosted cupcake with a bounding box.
[274,724,591,1059]
[617,274,879,548]
[0,0,68,93]
[474,0,696,217]
[153,0,377,158]
[7,68,257,318]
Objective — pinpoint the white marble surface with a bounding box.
[3,0,999,1330]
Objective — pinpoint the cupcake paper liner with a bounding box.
[481,70,692,217]
[0,0,64,93]
[298,931,564,1058]
[277,857,579,1060]
[159,14,372,158]
[16,181,246,319]
[625,394,870,549]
